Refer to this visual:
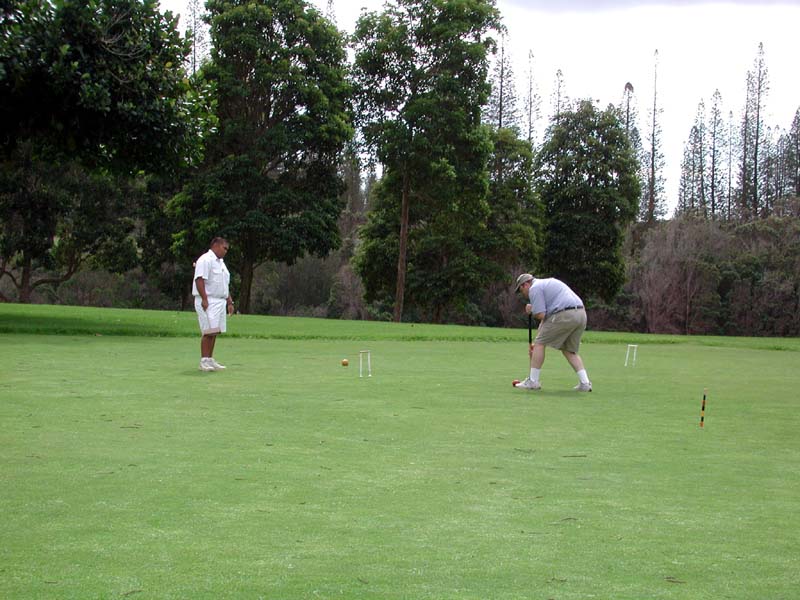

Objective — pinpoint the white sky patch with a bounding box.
[499,2,800,210]
[502,0,800,9]
[160,0,800,213]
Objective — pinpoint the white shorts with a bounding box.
[195,296,227,335]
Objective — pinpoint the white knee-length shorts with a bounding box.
[195,296,227,335]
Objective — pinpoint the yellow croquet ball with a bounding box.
[341,358,349,367]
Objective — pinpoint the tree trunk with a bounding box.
[433,304,443,324]
[393,170,411,323]
[239,258,254,314]
[181,280,193,311]
[19,254,33,303]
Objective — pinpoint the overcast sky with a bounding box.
[496,0,799,211]
[160,0,800,213]
[503,0,799,8]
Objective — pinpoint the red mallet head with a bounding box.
[512,379,520,387]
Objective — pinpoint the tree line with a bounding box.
[677,43,799,221]
[1,0,797,336]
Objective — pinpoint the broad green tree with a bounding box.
[0,0,193,302]
[137,68,218,309]
[0,146,142,302]
[535,100,639,302]
[351,0,502,322]
[484,128,541,272]
[171,0,353,313]
[482,127,543,324]
[1,0,192,172]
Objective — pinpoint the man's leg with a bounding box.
[560,311,591,390]
[528,343,546,383]
[201,334,216,358]
[563,350,591,389]
[561,350,584,371]
[198,334,218,371]
[530,343,546,369]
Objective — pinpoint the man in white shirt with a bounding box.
[193,237,234,372]
[513,273,592,392]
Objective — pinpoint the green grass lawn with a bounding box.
[1,305,798,599]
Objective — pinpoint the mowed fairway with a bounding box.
[1,307,798,599]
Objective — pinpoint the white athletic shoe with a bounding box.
[209,358,226,370]
[574,382,593,392]
[199,358,215,372]
[515,377,542,390]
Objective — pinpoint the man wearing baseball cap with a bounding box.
[514,273,592,392]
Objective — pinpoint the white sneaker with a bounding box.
[515,377,542,390]
[199,358,215,372]
[574,382,592,392]
[209,358,226,370]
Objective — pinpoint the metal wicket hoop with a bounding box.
[359,350,372,378]
[624,344,638,367]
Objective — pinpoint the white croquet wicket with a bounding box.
[624,344,638,367]
[359,350,372,378]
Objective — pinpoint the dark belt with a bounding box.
[551,306,583,315]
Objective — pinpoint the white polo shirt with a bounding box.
[192,249,230,299]
[528,277,583,317]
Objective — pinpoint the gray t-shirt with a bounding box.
[528,278,583,317]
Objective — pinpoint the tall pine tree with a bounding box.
[739,43,769,219]
[642,49,666,223]
[788,109,800,198]
[523,50,542,146]
[484,33,520,132]
[708,90,726,218]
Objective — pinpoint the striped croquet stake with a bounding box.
[699,388,707,428]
